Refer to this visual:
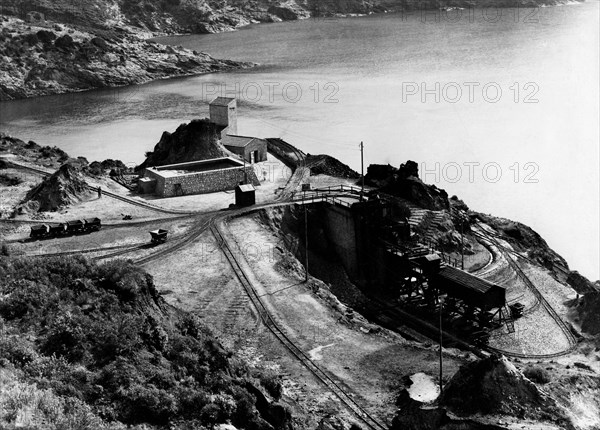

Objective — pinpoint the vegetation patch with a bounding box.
[0,255,287,429]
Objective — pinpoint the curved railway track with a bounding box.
[473,226,578,359]
[471,232,542,317]
[211,213,387,430]
[268,139,310,202]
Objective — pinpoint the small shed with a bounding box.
[235,184,256,207]
[222,135,267,164]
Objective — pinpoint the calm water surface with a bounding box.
[1,4,598,279]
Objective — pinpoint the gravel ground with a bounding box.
[490,304,571,355]
[523,262,577,320]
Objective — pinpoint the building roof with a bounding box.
[438,265,499,295]
[210,97,236,106]
[237,184,255,192]
[222,134,263,148]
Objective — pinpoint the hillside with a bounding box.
[0,16,251,100]
[139,119,229,169]
[0,0,585,36]
[0,255,291,429]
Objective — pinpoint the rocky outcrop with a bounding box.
[365,161,449,210]
[567,271,599,294]
[575,291,600,336]
[306,154,359,179]
[440,355,550,416]
[138,119,229,169]
[475,212,575,275]
[18,163,92,213]
[0,16,252,100]
[391,355,571,430]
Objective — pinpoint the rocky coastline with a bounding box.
[0,16,253,101]
[0,0,587,100]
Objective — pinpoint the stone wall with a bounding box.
[150,166,260,198]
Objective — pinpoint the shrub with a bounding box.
[0,255,275,428]
[0,173,23,186]
[259,369,283,400]
[523,366,551,384]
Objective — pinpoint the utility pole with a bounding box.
[359,141,364,201]
[461,215,465,270]
[439,294,445,396]
[304,204,309,282]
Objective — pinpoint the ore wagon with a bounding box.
[150,229,168,244]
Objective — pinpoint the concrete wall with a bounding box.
[323,205,359,280]
[144,165,259,198]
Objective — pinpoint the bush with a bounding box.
[523,366,551,384]
[259,369,283,400]
[0,255,276,428]
[0,173,23,186]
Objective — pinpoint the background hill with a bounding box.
[0,0,583,35]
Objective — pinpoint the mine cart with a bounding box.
[150,229,168,244]
[84,218,102,231]
[30,224,49,239]
[49,224,66,236]
[509,302,525,319]
[66,220,85,234]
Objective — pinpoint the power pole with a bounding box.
[461,215,465,270]
[360,141,365,201]
[439,295,444,396]
[304,204,309,282]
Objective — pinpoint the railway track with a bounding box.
[267,139,310,202]
[476,229,572,281]
[211,214,387,430]
[2,215,197,245]
[472,231,542,317]
[473,225,578,359]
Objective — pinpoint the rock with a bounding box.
[439,354,561,419]
[90,36,109,50]
[138,119,228,169]
[567,270,598,294]
[267,5,300,20]
[364,161,449,210]
[101,53,119,64]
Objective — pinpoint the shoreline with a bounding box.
[0,16,255,102]
[0,0,589,101]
